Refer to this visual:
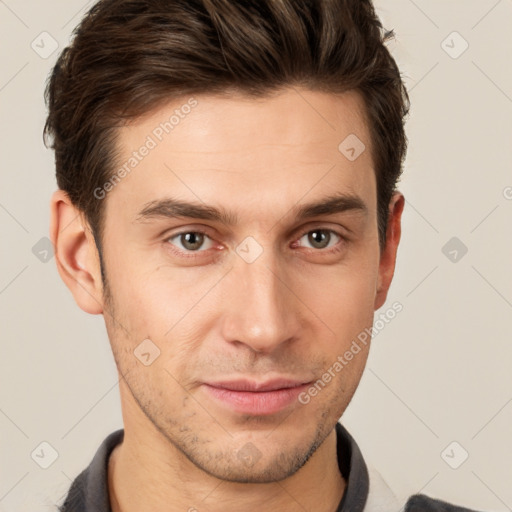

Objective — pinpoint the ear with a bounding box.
[49,190,104,314]
[374,191,405,310]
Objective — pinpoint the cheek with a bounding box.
[104,258,223,367]
[104,250,183,328]
[294,254,379,340]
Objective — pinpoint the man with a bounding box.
[45,0,482,510]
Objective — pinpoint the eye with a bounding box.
[297,229,342,250]
[167,231,214,252]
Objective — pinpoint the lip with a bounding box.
[202,378,311,415]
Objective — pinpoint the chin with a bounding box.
[183,435,323,484]
[198,456,307,484]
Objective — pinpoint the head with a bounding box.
[47,0,408,483]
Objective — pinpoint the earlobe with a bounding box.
[374,191,405,310]
[50,190,104,315]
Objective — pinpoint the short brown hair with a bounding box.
[44,0,409,254]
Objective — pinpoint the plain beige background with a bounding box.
[1,1,511,510]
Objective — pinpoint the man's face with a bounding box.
[100,88,383,482]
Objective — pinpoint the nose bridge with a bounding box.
[221,248,298,353]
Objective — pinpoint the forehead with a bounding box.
[106,87,376,224]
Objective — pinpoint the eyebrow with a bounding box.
[135,193,368,226]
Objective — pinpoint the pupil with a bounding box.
[308,230,329,249]
[183,232,203,250]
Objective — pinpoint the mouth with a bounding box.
[201,378,311,415]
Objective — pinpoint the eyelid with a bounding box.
[163,225,216,243]
[294,219,349,240]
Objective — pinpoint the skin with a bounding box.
[50,87,404,512]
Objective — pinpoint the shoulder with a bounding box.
[59,429,124,512]
[363,466,484,512]
[405,494,484,512]
[59,469,88,512]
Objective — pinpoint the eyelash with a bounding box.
[164,228,346,259]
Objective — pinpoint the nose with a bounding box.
[220,250,302,354]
